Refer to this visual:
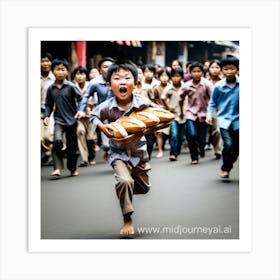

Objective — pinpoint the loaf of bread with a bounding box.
[129,111,160,127]
[116,116,146,134]
[141,107,175,122]
[107,122,128,138]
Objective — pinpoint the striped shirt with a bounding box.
[90,94,156,167]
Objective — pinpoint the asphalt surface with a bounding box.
[41,145,239,239]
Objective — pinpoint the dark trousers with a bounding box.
[220,126,239,172]
[52,123,79,172]
[186,119,208,161]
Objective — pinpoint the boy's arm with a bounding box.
[161,90,173,112]
[179,88,187,119]
[75,83,96,119]
[89,103,113,138]
[43,88,54,126]
[206,87,218,125]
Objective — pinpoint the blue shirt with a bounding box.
[206,75,239,130]
[78,77,114,111]
[90,94,156,167]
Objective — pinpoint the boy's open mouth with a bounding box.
[119,87,127,93]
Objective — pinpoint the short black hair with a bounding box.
[106,60,138,84]
[41,52,53,62]
[72,66,88,78]
[98,57,115,69]
[189,62,204,73]
[51,58,70,71]
[157,67,171,79]
[220,55,239,69]
[171,67,184,78]
[142,64,156,75]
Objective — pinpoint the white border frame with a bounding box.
[28,27,252,253]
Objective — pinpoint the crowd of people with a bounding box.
[41,52,239,236]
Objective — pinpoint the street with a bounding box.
[41,145,239,239]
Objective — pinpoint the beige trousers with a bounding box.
[211,115,223,155]
[77,118,96,162]
[111,160,151,215]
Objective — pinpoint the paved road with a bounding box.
[41,146,239,239]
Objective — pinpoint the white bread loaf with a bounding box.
[107,122,128,138]
[142,107,175,122]
[129,110,160,127]
[116,116,146,134]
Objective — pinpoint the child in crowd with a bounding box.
[206,59,223,159]
[75,57,115,161]
[43,58,82,177]
[90,60,157,236]
[41,52,55,165]
[179,62,213,164]
[89,67,99,81]
[206,55,239,180]
[133,66,144,95]
[72,66,96,167]
[141,64,159,97]
[161,67,186,161]
[139,64,159,159]
[151,68,172,158]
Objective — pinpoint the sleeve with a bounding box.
[44,87,54,118]
[206,86,219,119]
[78,83,96,111]
[161,87,170,101]
[89,102,107,130]
[179,87,187,102]
[74,85,82,105]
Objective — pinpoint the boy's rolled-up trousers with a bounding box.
[111,160,151,215]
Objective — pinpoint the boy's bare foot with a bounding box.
[51,169,61,176]
[89,160,96,166]
[70,171,79,177]
[120,214,134,236]
[156,151,163,158]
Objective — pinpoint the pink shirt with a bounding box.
[180,77,213,122]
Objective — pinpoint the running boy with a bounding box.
[43,58,82,177]
[90,60,156,236]
[206,55,239,180]
[179,62,213,164]
[161,67,186,161]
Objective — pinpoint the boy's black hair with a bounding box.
[51,58,70,71]
[106,60,138,84]
[171,67,184,78]
[189,62,204,73]
[72,66,89,79]
[157,67,171,79]
[141,64,156,75]
[220,55,239,69]
[98,57,115,69]
[41,52,53,62]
